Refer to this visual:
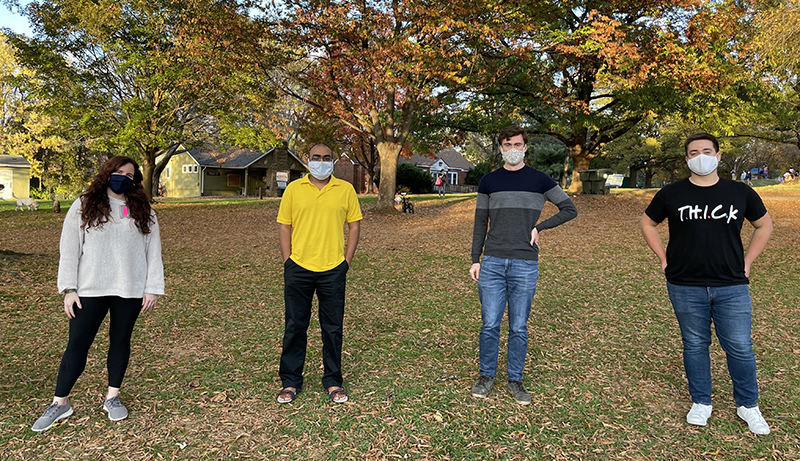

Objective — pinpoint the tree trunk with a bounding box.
[561,148,571,189]
[490,137,501,171]
[375,141,401,212]
[645,169,654,188]
[141,154,156,202]
[629,166,640,188]
[141,145,181,201]
[566,143,590,195]
[365,138,377,194]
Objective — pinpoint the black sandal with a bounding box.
[327,386,349,404]
[277,387,300,404]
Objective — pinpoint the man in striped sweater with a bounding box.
[469,125,578,405]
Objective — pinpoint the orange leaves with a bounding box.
[273,0,501,115]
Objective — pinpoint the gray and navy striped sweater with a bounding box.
[471,165,577,263]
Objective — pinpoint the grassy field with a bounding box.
[1,183,799,460]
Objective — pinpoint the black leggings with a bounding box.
[55,296,142,397]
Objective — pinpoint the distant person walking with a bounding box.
[640,133,773,434]
[32,156,164,432]
[276,144,362,404]
[469,125,577,405]
[435,171,446,197]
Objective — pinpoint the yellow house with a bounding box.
[0,155,31,201]
[157,143,307,198]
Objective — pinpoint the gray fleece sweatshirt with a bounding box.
[57,195,165,298]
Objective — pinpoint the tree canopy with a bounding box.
[8,0,270,199]
[250,0,508,210]
[465,0,735,193]
[4,0,799,198]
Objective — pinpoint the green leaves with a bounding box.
[10,0,276,199]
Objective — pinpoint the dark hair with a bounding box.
[80,156,153,234]
[497,125,528,145]
[684,133,719,155]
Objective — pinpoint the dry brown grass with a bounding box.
[1,189,798,460]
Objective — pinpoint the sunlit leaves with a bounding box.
[9,0,271,199]
[253,0,508,210]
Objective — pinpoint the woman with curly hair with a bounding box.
[32,156,164,432]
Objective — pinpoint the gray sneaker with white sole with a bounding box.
[103,396,128,422]
[31,401,73,432]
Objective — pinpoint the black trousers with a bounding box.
[55,296,142,397]
[279,258,348,390]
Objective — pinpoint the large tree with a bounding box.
[254,0,506,211]
[0,32,41,167]
[752,2,800,77]
[660,1,800,169]
[0,32,85,195]
[474,0,728,193]
[7,0,266,199]
[733,2,800,152]
[292,108,382,191]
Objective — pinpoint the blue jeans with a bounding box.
[478,256,539,382]
[666,282,759,408]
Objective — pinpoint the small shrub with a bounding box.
[396,163,434,194]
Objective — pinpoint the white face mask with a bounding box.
[687,154,718,176]
[502,147,526,166]
[308,161,334,180]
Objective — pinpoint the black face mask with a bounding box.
[108,174,136,194]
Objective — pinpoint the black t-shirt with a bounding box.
[645,178,768,286]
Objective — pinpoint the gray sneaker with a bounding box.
[471,375,494,398]
[103,396,128,422]
[507,381,531,405]
[31,401,73,432]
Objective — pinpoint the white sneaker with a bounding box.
[686,403,713,426]
[737,405,770,435]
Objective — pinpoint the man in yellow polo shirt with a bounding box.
[276,144,362,405]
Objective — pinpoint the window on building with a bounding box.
[227,174,241,186]
[182,164,198,174]
[449,172,457,185]
[165,165,171,179]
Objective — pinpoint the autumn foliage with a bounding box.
[480,0,739,192]
[250,0,509,210]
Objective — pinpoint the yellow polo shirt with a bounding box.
[277,175,363,272]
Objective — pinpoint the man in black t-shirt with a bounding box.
[640,133,773,435]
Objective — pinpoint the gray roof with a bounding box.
[401,147,475,171]
[0,155,32,168]
[186,144,304,169]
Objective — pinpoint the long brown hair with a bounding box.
[80,156,154,234]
